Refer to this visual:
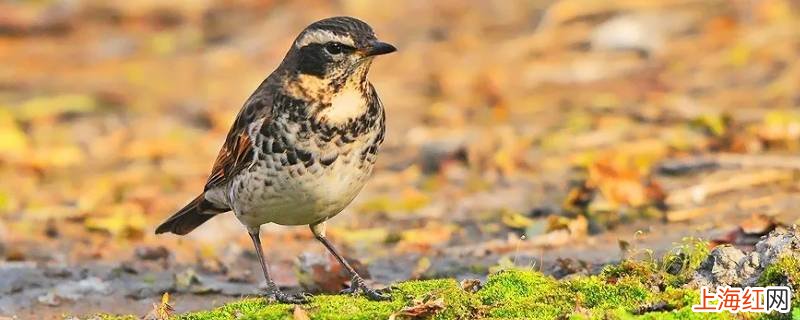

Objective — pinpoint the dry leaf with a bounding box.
[293,305,310,320]
[460,279,482,293]
[144,292,174,320]
[500,209,535,229]
[738,213,776,235]
[391,295,445,319]
[84,203,146,238]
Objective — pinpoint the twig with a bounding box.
[714,153,800,170]
[658,153,800,175]
[666,203,728,222]
[666,169,793,206]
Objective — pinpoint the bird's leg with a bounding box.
[310,223,390,301]
[249,229,309,304]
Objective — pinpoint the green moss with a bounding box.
[601,260,658,280]
[89,315,138,320]
[657,287,699,310]
[172,268,710,319]
[484,297,572,319]
[569,276,652,311]
[660,237,710,285]
[476,269,573,319]
[179,278,479,320]
[758,254,800,312]
[394,278,482,319]
[478,269,557,305]
[758,255,799,288]
[598,238,709,292]
[92,243,794,319]
[304,295,399,320]
[600,259,673,291]
[633,306,736,320]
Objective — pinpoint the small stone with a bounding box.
[53,277,110,300]
[37,292,61,306]
[591,12,690,56]
[690,226,800,288]
[174,269,201,290]
[43,266,72,278]
[418,140,466,174]
[135,246,170,261]
[691,245,745,287]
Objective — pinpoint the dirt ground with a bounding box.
[1,0,799,318]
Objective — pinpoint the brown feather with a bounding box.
[155,194,225,235]
[204,80,275,191]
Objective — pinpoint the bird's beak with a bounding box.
[363,41,397,56]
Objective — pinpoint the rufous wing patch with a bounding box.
[205,130,253,189]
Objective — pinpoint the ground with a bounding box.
[1,0,799,318]
[98,228,800,319]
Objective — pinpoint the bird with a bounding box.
[155,16,396,303]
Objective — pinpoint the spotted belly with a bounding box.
[231,145,375,228]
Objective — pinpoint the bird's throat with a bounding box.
[286,73,370,125]
[318,87,367,124]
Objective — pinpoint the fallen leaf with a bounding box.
[293,305,310,320]
[411,256,431,279]
[738,213,776,235]
[460,279,481,293]
[14,94,97,121]
[500,209,534,229]
[144,292,174,320]
[296,252,369,293]
[391,295,445,319]
[84,203,146,238]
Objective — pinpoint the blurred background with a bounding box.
[1,0,799,317]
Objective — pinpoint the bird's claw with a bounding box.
[377,285,396,294]
[362,287,391,301]
[340,276,391,301]
[265,289,311,304]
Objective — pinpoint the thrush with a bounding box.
[155,16,396,303]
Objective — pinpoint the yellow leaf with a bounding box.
[85,203,146,238]
[293,306,311,320]
[334,227,388,248]
[31,144,85,168]
[691,114,729,137]
[399,223,455,250]
[0,110,28,159]
[727,42,751,67]
[500,209,534,229]
[15,94,97,121]
[156,292,174,320]
[411,257,431,278]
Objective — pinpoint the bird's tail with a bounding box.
[155,194,226,235]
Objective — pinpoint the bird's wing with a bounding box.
[204,82,274,191]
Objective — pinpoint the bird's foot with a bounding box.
[265,288,311,304]
[340,276,391,301]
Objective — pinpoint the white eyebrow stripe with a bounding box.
[295,29,355,48]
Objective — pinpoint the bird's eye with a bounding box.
[324,42,352,55]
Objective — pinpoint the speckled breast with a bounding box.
[231,114,383,228]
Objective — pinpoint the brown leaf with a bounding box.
[460,279,482,293]
[144,292,174,320]
[738,213,776,235]
[296,252,369,293]
[293,305,311,320]
[392,296,445,319]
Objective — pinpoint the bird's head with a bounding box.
[283,17,396,95]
